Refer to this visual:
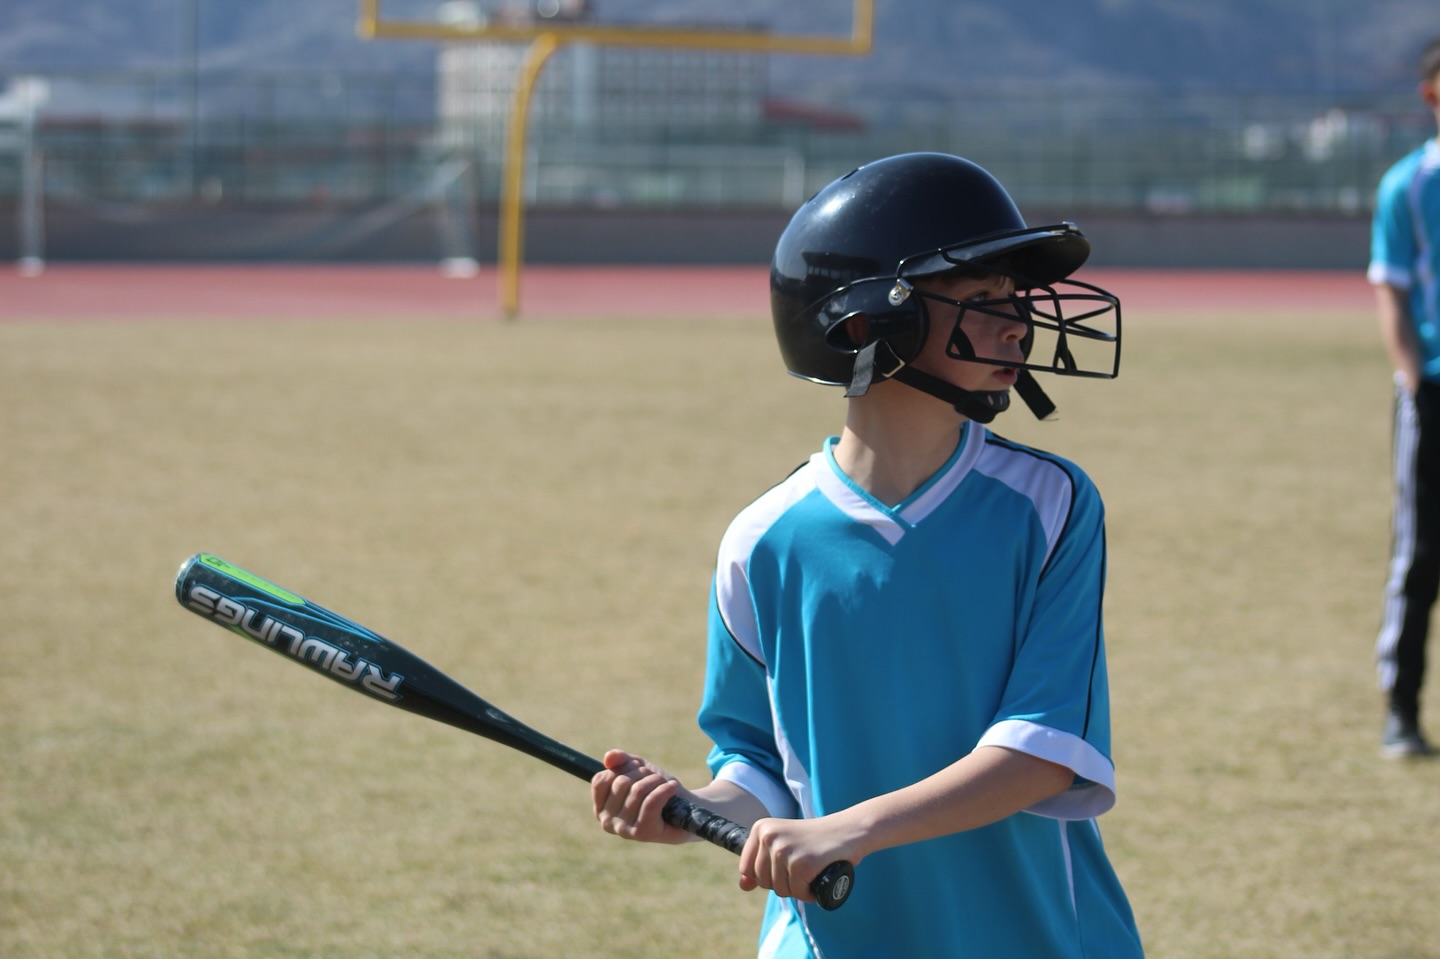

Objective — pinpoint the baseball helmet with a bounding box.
[769,152,1120,421]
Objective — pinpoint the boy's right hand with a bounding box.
[591,748,696,844]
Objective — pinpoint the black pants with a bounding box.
[1377,378,1440,718]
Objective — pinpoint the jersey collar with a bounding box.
[815,422,986,543]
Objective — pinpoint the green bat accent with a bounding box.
[196,553,305,606]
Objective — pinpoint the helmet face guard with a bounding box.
[908,277,1121,383]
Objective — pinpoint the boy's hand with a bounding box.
[739,813,867,904]
[591,748,696,844]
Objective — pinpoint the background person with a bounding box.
[1370,35,1440,759]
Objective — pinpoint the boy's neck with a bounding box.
[833,389,970,506]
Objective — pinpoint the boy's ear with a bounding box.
[841,311,869,349]
[1421,79,1439,110]
[824,311,870,351]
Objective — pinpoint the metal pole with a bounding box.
[364,0,873,54]
[500,33,563,318]
[183,0,199,196]
[17,78,48,276]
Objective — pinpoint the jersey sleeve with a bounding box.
[976,467,1118,820]
[1369,158,1417,289]
[697,575,798,820]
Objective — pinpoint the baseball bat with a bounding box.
[173,552,854,910]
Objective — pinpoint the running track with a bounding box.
[0,264,1374,320]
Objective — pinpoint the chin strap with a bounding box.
[844,341,897,399]
[1013,369,1057,420]
[890,366,1010,423]
[845,342,1057,423]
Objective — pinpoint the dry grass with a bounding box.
[3,298,1438,958]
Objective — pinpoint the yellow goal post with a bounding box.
[358,0,874,316]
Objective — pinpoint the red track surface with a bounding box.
[0,263,1374,321]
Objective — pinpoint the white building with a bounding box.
[435,2,768,156]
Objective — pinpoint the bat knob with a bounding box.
[811,860,854,911]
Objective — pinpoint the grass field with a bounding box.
[4,277,1439,958]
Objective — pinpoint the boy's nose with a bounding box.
[999,313,1029,340]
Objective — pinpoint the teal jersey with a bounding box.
[699,423,1142,959]
[1369,139,1440,382]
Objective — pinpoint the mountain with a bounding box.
[2,0,1437,112]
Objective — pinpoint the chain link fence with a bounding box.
[0,67,1430,262]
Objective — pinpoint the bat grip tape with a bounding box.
[662,795,748,853]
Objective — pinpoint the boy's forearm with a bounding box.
[684,778,774,832]
[837,746,1074,859]
[1377,284,1421,390]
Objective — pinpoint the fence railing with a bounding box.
[1,69,1431,216]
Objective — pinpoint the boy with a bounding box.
[593,152,1144,957]
[1370,35,1440,759]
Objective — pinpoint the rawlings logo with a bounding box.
[183,584,403,701]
